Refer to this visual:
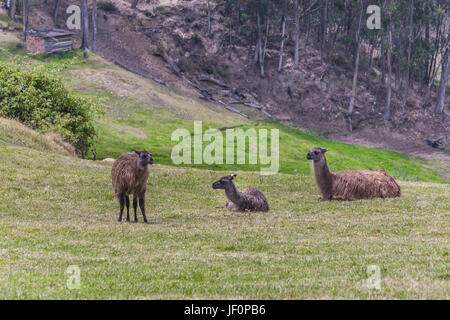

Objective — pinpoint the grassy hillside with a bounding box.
[0,31,446,182]
[0,142,448,299]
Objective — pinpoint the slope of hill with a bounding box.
[0,118,75,156]
[0,29,446,182]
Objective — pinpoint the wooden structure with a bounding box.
[26,29,75,54]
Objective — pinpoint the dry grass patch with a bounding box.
[0,118,75,156]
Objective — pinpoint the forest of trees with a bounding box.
[6,0,450,128]
[211,0,448,126]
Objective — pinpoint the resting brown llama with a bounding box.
[111,150,153,222]
[306,147,401,201]
[212,174,269,212]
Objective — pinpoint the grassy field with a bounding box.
[0,27,449,299]
[0,140,448,299]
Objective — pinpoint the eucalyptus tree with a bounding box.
[8,0,16,20]
[22,0,29,41]
[348,0,364,131]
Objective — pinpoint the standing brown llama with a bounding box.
[111,150,153,222]
[212,174,269,212]
[306,147,401,200]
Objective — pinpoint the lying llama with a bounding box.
[112,150,153,222]
[212,174,269,212]
[306,147,401,201]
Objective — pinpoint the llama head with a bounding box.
[306,147,327,162]
[212,174,236,189]
[134,149,154,166]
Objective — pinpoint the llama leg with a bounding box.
[125,196,130,221]
[133,197,138,222]
[139,194,148,223]
[118,194,125,222]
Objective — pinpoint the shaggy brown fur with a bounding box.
[307,147,401,201]
[212,174,269,212]
[111,150,153,222]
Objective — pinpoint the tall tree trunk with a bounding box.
[425,65,439,102]
[254,39,260,64]
[331,21,342,48]
[426,34,450,102]
[81,0,89,55]
[9,0,16,20]
[384,26,393,121]
[262,18,269,64]
[429,17,442,86]
[294,0,299,69]
[395,62,401,90]
[345,1,353,39]
[424,2,430,83]
[92,0,97,54]
[435,48,449,114]
[305,0,311,47]
[381,45,386,85]
[368,41,375,70]
[131,0,139,9]
[425,23,430,82]
[22,0,29,41]
[278,14,286,72]
[257,12,264,77]
[53,0,60,24]
[253,23,260,65]
[348,0,364,132]
[401,0,414,113]
[320,0,328,64]
[207,0,211,37]
[229,16,232,47]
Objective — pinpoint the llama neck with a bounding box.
[135,160,148,177]
[312,156,334,198]
[225,182,243,204]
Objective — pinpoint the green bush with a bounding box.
[0,63,97,157]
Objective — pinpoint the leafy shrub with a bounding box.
[98,1,117,13]
[0,63,97,157]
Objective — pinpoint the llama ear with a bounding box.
[321,148,328,153]
[231,174,237,180]
[133,149,141,155]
